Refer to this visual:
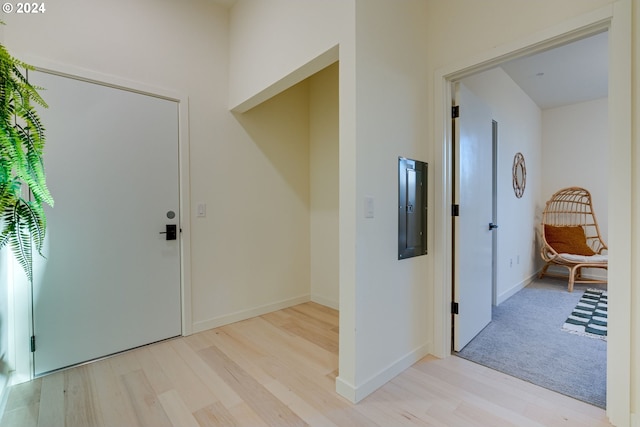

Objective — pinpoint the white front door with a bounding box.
[453,82,494,352]
[31,71,182,375]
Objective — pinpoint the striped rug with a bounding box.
[562,289,607,341]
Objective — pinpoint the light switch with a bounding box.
[197,203,206,217]
[364,196,374,218]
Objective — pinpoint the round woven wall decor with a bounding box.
[512,152,526,198]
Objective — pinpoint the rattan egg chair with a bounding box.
[539,187,608,292]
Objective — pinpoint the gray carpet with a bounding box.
[456,279,607,408]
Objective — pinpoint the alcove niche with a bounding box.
[233,61,340,311]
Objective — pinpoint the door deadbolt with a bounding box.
[159,224,177,240]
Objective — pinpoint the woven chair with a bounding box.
[539,187,608,292]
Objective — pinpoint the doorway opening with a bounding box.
[436,15,626,412]
[450,31,609,407]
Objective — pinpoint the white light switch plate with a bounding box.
[197,203,206,217]
[364,196,374,218]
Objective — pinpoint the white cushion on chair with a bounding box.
[558,253,608,263]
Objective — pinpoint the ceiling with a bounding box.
[500,31,609,110]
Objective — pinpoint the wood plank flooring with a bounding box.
[1,302,612,427]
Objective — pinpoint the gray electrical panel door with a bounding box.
[398,157,428,259]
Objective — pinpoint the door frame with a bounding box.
[10,59,192,383]
[432,3,631,425]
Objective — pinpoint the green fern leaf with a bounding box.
[0,36,53,281]
[2,199,33,281]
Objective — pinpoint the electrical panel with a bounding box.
[398,157,427,259]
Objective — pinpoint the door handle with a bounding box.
[488,222,499,230]
[159,224,177,240]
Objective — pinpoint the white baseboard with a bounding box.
[496,273,538,305]
[191,294,310,334]
[335,375,357,402]
[335,342,431,403]
[309,294,339,310]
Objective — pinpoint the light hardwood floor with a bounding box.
[1,302,612,427]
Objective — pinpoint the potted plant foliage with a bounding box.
[0,30,53,282]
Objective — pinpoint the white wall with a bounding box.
[541,98,609,239]
[310,63,339,309]
[347,0,431,400]
[461,67,542,303]
[542,98,609,280]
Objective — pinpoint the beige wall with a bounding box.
[228,0,347,111]
[310,63,339,309]
[226,81,312,326]
[424,0,614,70]
[632,0,639,422]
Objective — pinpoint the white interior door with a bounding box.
[453,82,494,352]
[31,71,182,375]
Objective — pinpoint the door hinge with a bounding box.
[451,204,460,216]
[452,105,460,118]
[451,302,459,315]
[30,335,36,353]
